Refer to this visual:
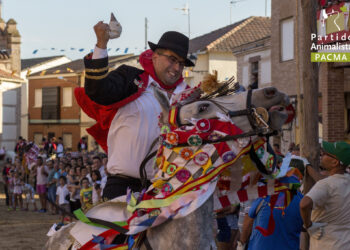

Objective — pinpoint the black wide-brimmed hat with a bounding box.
[148,31,195,67]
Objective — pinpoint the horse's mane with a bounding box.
[174,71,240,107]
[200,75,238,100]
[198,70,239,101]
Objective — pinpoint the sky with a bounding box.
[2,0,271,60]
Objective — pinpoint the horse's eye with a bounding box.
[198,103,210,113]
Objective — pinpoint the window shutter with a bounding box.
[42,87,60,120]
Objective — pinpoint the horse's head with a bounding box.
[155,86,291,134]
[152,83,295,209]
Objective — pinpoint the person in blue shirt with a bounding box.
[239,174,304,250]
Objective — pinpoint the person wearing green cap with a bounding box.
[300,141,350,250]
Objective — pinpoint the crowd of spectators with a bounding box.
[2,136,107,225]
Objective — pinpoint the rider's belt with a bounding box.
[109,174,143,183]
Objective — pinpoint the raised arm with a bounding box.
[84,21,143,105]
[305,165,327,182]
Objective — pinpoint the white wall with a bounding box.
[184,51,237,87]
[0,81,21,151]
[20,82,28,139]
[208,52,237,82]
[185,53,209,87]
[242,66,249,87]
[240,49,271,89]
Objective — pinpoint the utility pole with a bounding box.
[265,0,268,16]
[0,0,3,20]
[145,17,148,50]
[230,1,233,24]
[299,0,319,194]
[175,3,190,39]
[187,4,190,39]
[298,0,320,248]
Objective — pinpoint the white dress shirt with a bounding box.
[91,47,187,179]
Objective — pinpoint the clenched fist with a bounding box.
[94,21,110,49]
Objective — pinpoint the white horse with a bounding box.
[45,85,290,250]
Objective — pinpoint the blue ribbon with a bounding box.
[92,234,117,250]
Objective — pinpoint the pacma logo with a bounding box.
[320,5,349,31]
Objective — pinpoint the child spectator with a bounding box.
[12,171,23,211]
[2,161,11,209]
[7,169,15,210]
[77,157,84,168]
[21,180,37,211]
[91,170,102,204]
[67,167,81,212]
[80,177,93,210]
[14,158,25,178]
[75,166,81,178]
[56,176,71,224]
[80,167,91,184]
[47,160,58,215]
[58,161,67,177]
[34,156,49,213]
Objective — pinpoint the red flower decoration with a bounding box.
[196,119,210,132]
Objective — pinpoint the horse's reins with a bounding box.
[45,196,129,234]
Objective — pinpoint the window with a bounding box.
[63,133,72,150]
[42,87,60,120]
[62,87,72,107]
[34,89,42,107]
[33,133,43,145]
[248,56,260,90]
[281,18,294,61]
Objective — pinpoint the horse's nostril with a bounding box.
[267,90,276,96]
[264,88,277,98]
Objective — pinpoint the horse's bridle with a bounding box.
[173,89,278,175]
[174,90,272,143]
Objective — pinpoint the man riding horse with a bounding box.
[75,19,194,200]
[56,16,297,250]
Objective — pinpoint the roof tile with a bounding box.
[189,16,271,53]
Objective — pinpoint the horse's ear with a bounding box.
[153,88,170,125]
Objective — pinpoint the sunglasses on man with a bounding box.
[320,149,344,165]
